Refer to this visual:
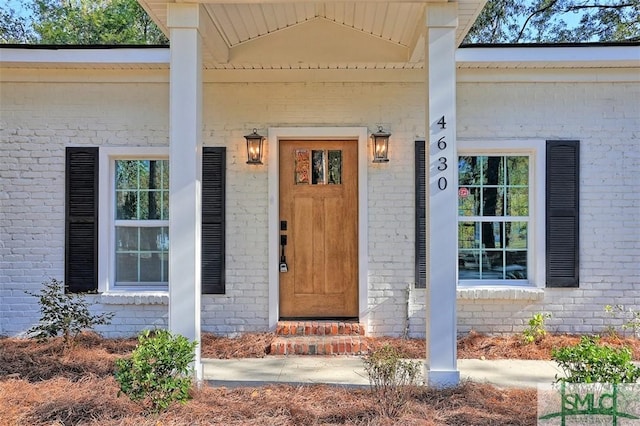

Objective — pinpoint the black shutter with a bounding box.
[65,147,99,293]
[546,140,580,288]
[202,147,226,294]
[415,141,427,288]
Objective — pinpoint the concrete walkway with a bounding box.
[202,357,565,389]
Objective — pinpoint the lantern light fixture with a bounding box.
[244,128,265,165]
[371,126,391,163]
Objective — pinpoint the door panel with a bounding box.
[279,140,358,318]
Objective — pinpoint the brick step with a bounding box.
[269,335,370,356]
[275,321,365,337]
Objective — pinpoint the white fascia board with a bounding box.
[0,47,170,65]
[456,45,640,67]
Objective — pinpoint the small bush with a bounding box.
[26,278,114,348]
[604,304,640,338]
[114,329,197,413]
[521,312,551,345]
[552,335,640,384]
[363,344,421,418]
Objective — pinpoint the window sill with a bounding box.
[457,286,544,301]
[99,292,169,305]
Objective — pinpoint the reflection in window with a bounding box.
[458,155,529,281]
[114,159,169,286]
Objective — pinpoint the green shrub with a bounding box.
[521,312,551,345]
[115,329,197,413]
[604,304,640,338]
[363,344,421,417]
[26,278,114,347]
[552,335,640,384]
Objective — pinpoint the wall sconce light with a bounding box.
[371,126,391,163]
[244,129,265,165]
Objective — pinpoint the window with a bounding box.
[416,140,581,289]
[114,159,169,287]
[67,147,226,294]
[457,155,529,281]
[99,149,170,292]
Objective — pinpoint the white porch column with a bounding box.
[424,3,459,387]
[167,3,203,380]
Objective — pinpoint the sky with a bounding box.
[2,1,33,19]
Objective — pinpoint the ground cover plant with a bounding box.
[1,332,538,426]
[1,330,639,425]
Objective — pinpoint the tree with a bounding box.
[0,6,35,43]
[464,0,640,43]
[1,0,167,44]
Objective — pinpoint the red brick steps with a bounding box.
[270,321,369,356]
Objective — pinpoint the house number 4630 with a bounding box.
[436,115,448,191]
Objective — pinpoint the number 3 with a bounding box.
[437,157,447,171]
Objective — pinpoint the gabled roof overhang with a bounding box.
[136,0,488,69]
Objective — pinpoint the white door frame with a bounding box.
[267,127,369,329]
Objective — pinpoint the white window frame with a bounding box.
[98,147,170,294]
[457,140,546,288]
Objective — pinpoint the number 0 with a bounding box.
[438,177,447,190]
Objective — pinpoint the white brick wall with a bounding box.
[443,80,640,337]
[1,70,638,338]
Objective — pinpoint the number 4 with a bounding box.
[437,116,446,129]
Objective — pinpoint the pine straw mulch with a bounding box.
[0,331,638,425]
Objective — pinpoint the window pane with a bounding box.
[116,253,138,282]
[162,191,169,220]
[506,156,528,185]
[505,222,527,249]
[507,187,528,216]
[482,188,504,216]
[459,250,480,279]
[116,191,138,220]
[115,160,169,221]
[115,226,168,285]
[458,156,482,185]
[328,150,342,184]
[116,160,138,190]
[458,187,480,216]
[482,157,504,185]
[481,221,502,249]
[483,250,504,279]
[458,222,480,249]
[506,251,527,279]
[116,227,139,251]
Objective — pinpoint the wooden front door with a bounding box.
[279,140,358,318]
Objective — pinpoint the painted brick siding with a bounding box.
[0,77,422,337]
[1,72,638,338]
[204,81,421,337]
[446,80,640,337]
[0,81,170,337]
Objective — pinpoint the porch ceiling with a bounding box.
[137,0,487,69]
